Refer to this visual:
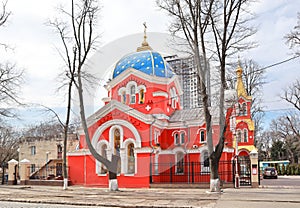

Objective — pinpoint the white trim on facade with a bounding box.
[91,119,141,149]
[123,138,137,174]
[152,91,168,98]
[96,140,110,175]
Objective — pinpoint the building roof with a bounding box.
[112,50,175,79]
[169,108,204,122]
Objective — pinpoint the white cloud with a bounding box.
[0,0,299,126]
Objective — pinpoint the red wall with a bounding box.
[68,153,151,188]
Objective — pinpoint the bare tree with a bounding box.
[0,2,24,118]
[50,0,119,191]
[279,79,300,163]
[255,130,272,160]
[157,0,256,192]
[0,122,19,184]
[22,120,65,138]
[268,114,300,163]
[0,63,23,117]
[0,1,10,49]
[285,12,300,56]
[282,79,300,112]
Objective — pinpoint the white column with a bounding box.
[120,148,126,174]
[250,149,259,188]
[19,159,31,185]
[7,159,18,185]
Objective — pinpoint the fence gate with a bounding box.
[237,156,252,186]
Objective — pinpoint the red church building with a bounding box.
[67,33,256,188]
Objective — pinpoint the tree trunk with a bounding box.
[62,80,73,190]
[77,71,119,191]
[209,156,220,192]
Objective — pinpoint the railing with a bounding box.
[150,160,234,184]
[29,165,64,180]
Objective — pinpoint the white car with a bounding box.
[263,167,278,179]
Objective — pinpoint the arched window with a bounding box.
[170,87,177,109]
[200,130,205,143]
[114,129,120,155]
[114,129,121,174]
[242,103,247,115]
[154,129,160,145]
[235,103,240,115]
[238,103,243,115]
[121,91,126,104]
[180,132,185,144]
[237,129,242,142]
[57,145,62,159]
[243,129,248,142]
[176,152,184,174]
[174,133,179,145]
[100,144,107,174]
[174,131,185,145]
[130,85,136,104]
[139,89,145,104]
[202,151,210,173]
[127,143,135,174]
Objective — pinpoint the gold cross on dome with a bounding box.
[143,22,147,36]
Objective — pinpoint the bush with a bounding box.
[285,164,300,175]
[276,166,282,175]
[282,165,287,175]
[295,165,299,175]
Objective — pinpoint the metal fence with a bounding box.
[150,160,234,184]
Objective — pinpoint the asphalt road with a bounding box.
[260,175,300,187]
[215,188,300,208]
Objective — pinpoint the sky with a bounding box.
[0,0,300,127]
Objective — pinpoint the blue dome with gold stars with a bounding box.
[112,50,175,79]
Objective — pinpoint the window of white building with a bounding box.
[31,146,36,155]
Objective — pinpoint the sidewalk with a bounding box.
[1,185,300,207]
[0,185,219,208]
